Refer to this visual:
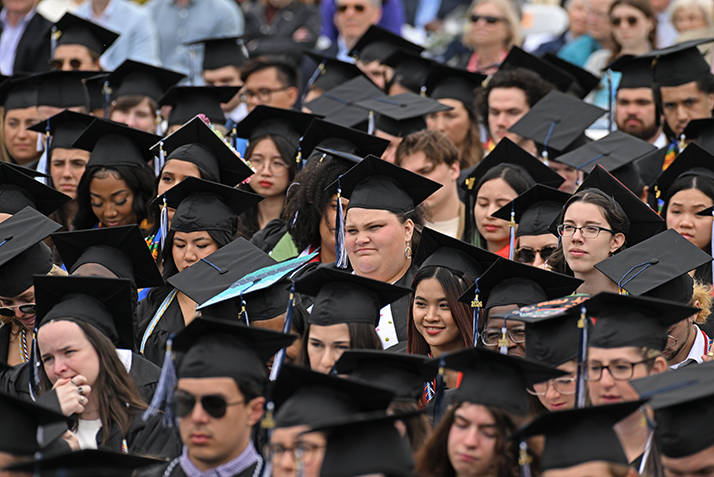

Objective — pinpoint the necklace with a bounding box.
[18,326,28,363]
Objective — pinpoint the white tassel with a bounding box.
[335,182,349,269]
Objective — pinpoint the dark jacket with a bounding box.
[0,9,52,74]
[139,457,263,477]
[243,2,320,50]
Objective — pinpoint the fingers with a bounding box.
[69,375,88,386]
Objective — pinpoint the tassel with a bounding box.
[231,126,237,150]
[499,315,509,355]
[433,354,447,423]
[155,140,166,177]
[471,279,482,347]
[607,70,615,132]
[295,149,303,173]
[301,61,325,106]
[159,196,168,252]
[335,178,349,269]
[188,45,198,86]
[519,439,533,477]
[269,285,295,381]
[367,110,375,135]
[142,335,177,426]
[50,26,59,58]
[239,292,249,326]
[102,80,111,119]
[261,399,276,430]
[508,202,516,261]
[638,406,656,475]
[576,305,588,408]
[28,326,40,401]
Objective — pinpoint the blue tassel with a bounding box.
[367,111,375,135]
[508,202,516,261]
[29,326,40,401]
[142,335,177,426]
[433,354,447,423]
[576,306,588,408]
[269,284,295,382]
[519,439,533,477]
[335,178,349,269]
[471,279,482,347]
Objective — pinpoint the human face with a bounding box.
[52,45,100,71]
[251,314,302,364]
[469,1,510,49]
[246,138,291,198]
[543,461,620,477]
[587,0,615,42]
[517,233,558,268]
[666,188,714,249]
[157,159,202,196]
[547,160,580,194]
[0,286,36,331]
[561,201,625,275]
[172,231,219,273]
[345,208,414,283]
[399,150,460,217]
[333,0,382,47]
[447,403,499,477]
[483,307,526,357]
[89,172,137,227]
[1,0,36,16]
[663,315,695,362]
[203,66,243,112]
[673,5,708,32]
[662,445,714,477]
[413,277,463,353]
[487,87,530,145]
[661,81,714,135]
[615,88,660,141]
[3,107,40,165]
[269,426,327,477]
[110,97,156,133]
[474,177,518,252]
[0,451,29,477]
[307,323,351,374]
[50,148,90,199]
[534,360,577,411]
[426,99,471,149]
[318,194,348,263]
[177,377,264,472]
[375,129,402,164]
[586,346,657,405]
[38,320,100,387]
[357,59,386,90]
[568,0,589,36]
[610,4,654,52]
[242,67,297,112]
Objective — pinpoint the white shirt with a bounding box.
[0,8,36,75]
[670,325,709,369]
[76,418,102,449]
[426,216,461,239]
[653,131,668,149]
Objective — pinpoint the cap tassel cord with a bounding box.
[433,354,447,423]
[159,196,168,253]
[301,61,325,106]
[607,70,614,132]
[519,438,533,477]
[367,110,375,135]
[269,283,295,382]
[576,305,588,408]
[335,178,349,269]
[471,279,482,347]
[240,292,249,326]
[499,314,509,355]
[50,26,59,57]
[541,120,558,162]
[188,45,198,87]
[28,326,40,401]
[638,406,657,475]
[102,80,111,119]
[617,261,655,292]
[508,202,516,261]
[142,335,177,426]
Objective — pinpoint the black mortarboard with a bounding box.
[328,154,441,213]
[654,143,714,198]
[608,55,654,90]
[0,75,38,110]
[0,207,60,297]
[586,292,699,350]
[35,275,134,349]
[462,138,565,194]
[272,364,393,428]
[492,184,571,237]
[28,110,95,150]
[294,267,412,327]
[521,401,643,470]
[304,51,366,92]
[354,92,451,137]
[31,70,95,109]
[423,63,486,109]
[383,49,434,94]
[414,226,500,282]
[500,46,575,92]
[159,86,239,127]
[595,229,711,303]
[154,116,253,186]
[348,25,424,63]
[440,347,567,415]
[54,13,119,56]
[187,36,246,71]
[335,350,437,402]
[0,162,70,215]
[168,237,275,306]
[243,35,305,60]
[682,117,714,154]
[312,146,363,166]
[578,165,665,245]
[635,146,667,189]
[508,90,606,153]
[298,118,389,160]
[0,391,70,455]
[630,360,714,410]
[304,76,385,129]
[5,449,162,477]
[235,105,317,151]
[173,316,296,387]
[83,73,109,112]
[107,60,185,102]
[642,38,714,87]
[73,117,160,167]
[52,225,164,288]
[543,53,599,98]
[157,176,262,234]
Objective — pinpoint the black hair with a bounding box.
[296,322,382,369]
[241,57,299,89]
[160,228,235,280]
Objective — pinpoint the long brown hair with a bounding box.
[296,322,383,369]
[608,0,657,61]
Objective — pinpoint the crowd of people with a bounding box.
[1,0,714,476]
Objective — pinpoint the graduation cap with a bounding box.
[423,63,486,109]
[585,292,699,350]
[28,110,95,150]
[52,225,164,288]
[383,49,434,94]
[462,138,565,194]
[653,142,714,199]
[492,184,571,237]
[413,226,500,282]
[156,176,262,234]
[348,25,424,63]
[0,207,61,297]
[542,53,599,98]
[335,350,437,402]
[635,146,667,190]
[186,35,246,71]
[0,75,38,110]
[272,363,394,428]
[641,38,714,87]
[608,54,654,90]
[82,73,109,113]
[0,391,70,455]
[73,117,161,167]
[35,275,134,349]
[304,51,366,92]
[159,85,239,127]
[499,46,575,92]
[312,146,362,166]
[294,267,412,327]
[154,116,253,186]
[5,449,163,477]
[298,118,389,160]
[304,76,386,130]
[682,117,714,154]
[53,13,119,56]
[353,92,451,137]
[595,228,711,304]
[234,105,318,149]
[107,60,185,102]
[578,164,665,245]
[0,162,71,215]
[520,401,643,470]
[508,90,606,155]
[31,70,95,109]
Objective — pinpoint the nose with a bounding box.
[277,447,296,470]
[52,357,68,378]
[424,305,439,322]
[599,367,616,387]
[103,204,117,218]
[320,349,336,372]
[432,115,446,132]
[61,163,73,178]
[190,400,211,423]
[462,427,480,448]
[544,381,562,399]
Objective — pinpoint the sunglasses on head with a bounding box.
[515,246,556,264]
[337,3,366,13]
[611,16,638,26]
[50,58,85,70]
[0,303,35,317]
[172,392,244,419]
[471,15,502,24]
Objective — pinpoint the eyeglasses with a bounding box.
[667,323,685,348]
[584,358,655,382]
[172,392,244,419]
[248,157,290,177]
[337,3,366,13]
[0,303,36,317]
[50,58,86,70]
[239,86,290,103]
[265,442,326,464]
[611,16,639,26]
[527,376,577,396]
[516,246,556,264]
[557,224,615,239]
[470,14,503,24]
[481,326,526,346]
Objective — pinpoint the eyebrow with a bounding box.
[90,189,129,198]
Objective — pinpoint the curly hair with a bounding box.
[692,279,712,325]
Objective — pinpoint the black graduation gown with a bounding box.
[139,457,263,477]
[0,324,11,365]
[100,411,182,459]
[137,287,185,367]
[391,264,417,343]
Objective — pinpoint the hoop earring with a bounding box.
[405,244,412,259]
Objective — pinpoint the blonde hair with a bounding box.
[670,0,714,27]
[465,0,523,49]
[691,279,712,325]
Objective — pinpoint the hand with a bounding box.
[702,354,714,362]
[53,375,92,417]
[62,431,80,451]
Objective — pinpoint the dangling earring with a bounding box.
[405,243,412,259]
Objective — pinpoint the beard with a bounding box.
[619,116,660,142]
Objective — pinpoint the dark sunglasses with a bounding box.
[611,16,638,26]
[337,4,366,13]
[471,15,502,24]
[516,246,556,264]
[172,392,244,419]
[50,58,85,70]
[0,304,35,317]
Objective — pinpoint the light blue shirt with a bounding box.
[74,0,161,70]
[145,0,244,77]
[0,8,36,75]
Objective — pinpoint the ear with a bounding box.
[449,160,461,181]
[707,92,714,112]
[652,356,668,374]
[286,86,299,108]
[609,232,626,254]
[640,185,648,203]
[403,218,415,244]
[246,396,266,427]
